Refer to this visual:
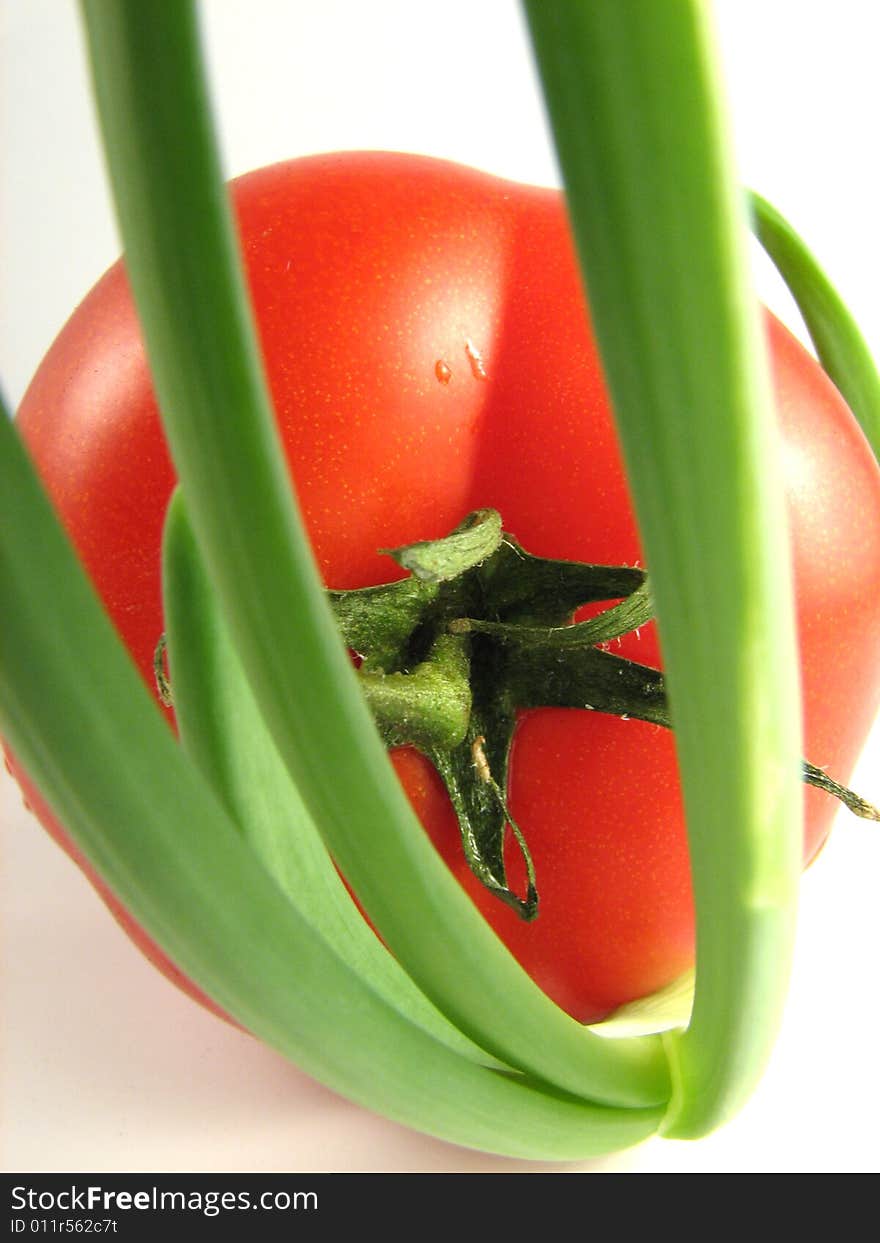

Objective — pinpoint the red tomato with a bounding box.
[12,152,880,1024]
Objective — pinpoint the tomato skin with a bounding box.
[11,151,880,1024]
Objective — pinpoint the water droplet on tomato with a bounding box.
[464,338,487,380]
[435,359,453,384]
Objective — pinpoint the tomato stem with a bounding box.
[358,633,472,752]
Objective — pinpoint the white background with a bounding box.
[2,0,879,1173]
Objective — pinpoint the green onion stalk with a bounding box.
[1,0,877,1158]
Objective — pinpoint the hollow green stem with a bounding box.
[0,405,668,1159]
[525,0,803,1138]
[78,0,669,1108]
[751,191,880,461]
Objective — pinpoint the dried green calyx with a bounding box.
[326,510,879,920]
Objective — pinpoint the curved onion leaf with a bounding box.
[751,190,880,461]
[0,406,665,1159]
[76,0,669,1108]
[525,0,803,1138]
[162,490,503,1069]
